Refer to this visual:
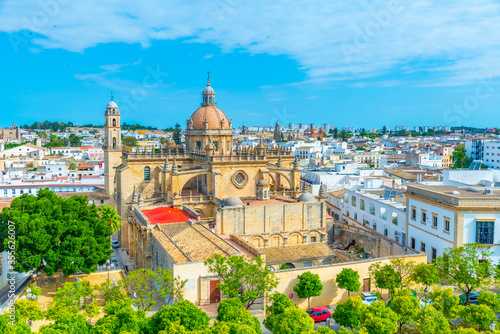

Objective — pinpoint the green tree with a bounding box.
[416,306,451,334]
[157,267,187,305]
[428,286,461,322]
[362,301,398,334]
[122,268,160,311]
[98,205,122,233]
[434,244,493,305]
[459,304,496,332]
[390,258,416,289]
[263,293,294,332]
[211,321,257,334]
[69,162,77,170]
[0,190,114,276]
[15,298,45,326]
[215,298,261,334]
[477,292,500,312]
[339,129,352,141]
[369,262,402,299]
[332,296,366,329]
[411,262,440,290]
[40,310,91,334]
[122,136,138,147]
[173,123,182,144]
[270,307,314,334]
[204,254,279,309]
[293,271,323,309]
[451,145,472,169]
[336,268,361,298]
[92,299,147,334]
[97,279,128,305]
[46,281,97,321]
[390,289,420,333]
[68,133,82,147]
[147,300,210,334]
[332,128,339,139]
[451,329,480,334]
[0,313,32,334]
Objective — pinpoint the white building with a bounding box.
[406,184,500,263]
[0,180,104,198]
[328,188,408,245]
[0,143,46,159]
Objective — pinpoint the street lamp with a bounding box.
[106,260,111,280]
[490,321,497,330]
[105,260,114,280]
[32,270,38,288]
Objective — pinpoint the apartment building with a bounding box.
[406,184,500,263]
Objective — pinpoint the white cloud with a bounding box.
[2,0,500,85]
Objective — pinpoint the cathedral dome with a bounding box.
[222,196,243,208]
[203,85,214,93]
[107,101,118,109]
[189,106,231,129]
[297,192,316,202]
[188,76,231,130]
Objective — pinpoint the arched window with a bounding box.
[113,118,116,126]
[144,167,151,181]
[112,137,117,149]
[208,97,212,103]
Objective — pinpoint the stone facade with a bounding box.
[215,200,330,247]
[108,80,302,253]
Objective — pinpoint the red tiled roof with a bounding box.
[142,207,197,225]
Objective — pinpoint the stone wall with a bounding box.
[274,253,427,309]
[215,201,330,247]
[334,223,418,258]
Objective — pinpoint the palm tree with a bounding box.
[98,205,122,233]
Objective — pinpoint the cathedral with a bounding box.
[104,78,310,253]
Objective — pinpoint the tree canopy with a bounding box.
[293,271,323,309]
[336,268,361,297]
[362,301,398,334]
[369,262,402,299]
[434,244,493,305]
[451,145,472,169]
[122,268,186,311]
[98,205,122,233]
[122,136,138,147]
[0,189,113,276]
[332,296,366,329]
[263,293,295,332]
[204,254,279,309]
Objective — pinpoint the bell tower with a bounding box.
[104,94,122,201]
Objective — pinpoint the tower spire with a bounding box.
[110,91,114,101]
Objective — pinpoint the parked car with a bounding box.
[307,306,331,322]
[111,240,120,248]
[361,292,378,305]
[459,292,480,305]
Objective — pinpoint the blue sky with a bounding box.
[1,0,500,129]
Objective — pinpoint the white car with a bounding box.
[361,292,378,305]
[111,240,120,248]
